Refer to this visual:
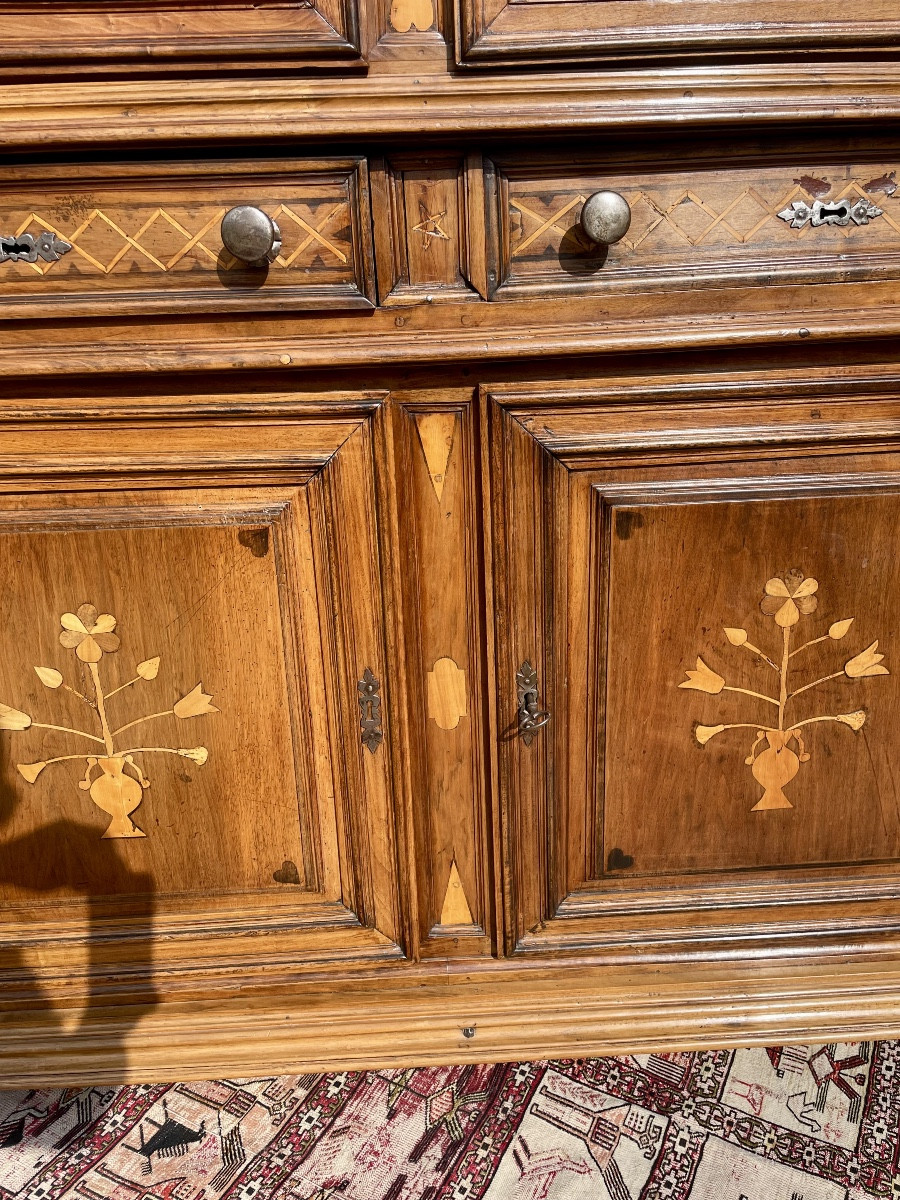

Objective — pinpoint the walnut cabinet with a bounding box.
[0,4,899,1086]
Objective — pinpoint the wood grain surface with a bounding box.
[1,0,900,1085]
[0,0,362,76]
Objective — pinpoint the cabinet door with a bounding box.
[487,374,900,961]
[457,0,899,65]
[0,393,407,1019]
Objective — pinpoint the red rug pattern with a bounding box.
[0,1042,895,1198]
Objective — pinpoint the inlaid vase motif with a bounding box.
[0,603,218,839]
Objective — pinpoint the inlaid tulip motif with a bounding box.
[0,603,218,839]
[678,571,888,810]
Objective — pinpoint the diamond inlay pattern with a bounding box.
[6,200,351,278]
[505,166,900,287]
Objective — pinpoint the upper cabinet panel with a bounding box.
[0,0,362,77]
[456,0,900,66]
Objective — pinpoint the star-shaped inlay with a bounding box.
[413,208,451,250]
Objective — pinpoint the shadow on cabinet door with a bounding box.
[0,732,158,1085]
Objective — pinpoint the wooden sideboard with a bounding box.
[0,0,899,1087]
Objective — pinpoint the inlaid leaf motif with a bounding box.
[0,703,31,730]
[34,667,63,689]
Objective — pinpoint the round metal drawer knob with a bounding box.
[580,190,631,246]
[221,206,282,264]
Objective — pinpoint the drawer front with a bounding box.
[458,0,900,65]
[0,393,405,999]
[487,148,900,299]
[1,0,361,76]
[0,158,375,319]
[487,370,900,960]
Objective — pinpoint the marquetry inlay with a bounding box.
[509,179,900,257]
[426,657,468,730]
[679,571,889,810]
[0,603,218,839]
[5,201,350,277]
[439,859,474,926]
[412,206,451,250]
[414,412,457,502]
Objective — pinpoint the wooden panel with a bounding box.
[0,395,407,1008]
[372,156,485,303]
[0,0,362,77]
[607,496,898,874]
[392,399,493,957]
[487,146,900,299]
[457,0,900,65]
[0,158,375,320]
[487,375,900,960]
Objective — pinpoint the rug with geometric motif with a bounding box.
[0,1042,893,1199]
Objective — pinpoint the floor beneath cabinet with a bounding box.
[0,1040,883,1198]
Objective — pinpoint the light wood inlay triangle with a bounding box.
[440,859,474,926]
[414,412,456,502]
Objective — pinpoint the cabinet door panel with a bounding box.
[0,396,406,1006]
[604,491,898,876]
[487,378,900,960]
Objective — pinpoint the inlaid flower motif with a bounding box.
[59,604,120,663]
[760,570,818,627]
[173,682,219,718]
[678,657,725,695]
[177,746,209,765]
[836,710,867,729]
[34,667,63,688]
[844,641,889,679]
[695,723,726,744]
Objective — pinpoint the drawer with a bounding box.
[486,143,900,300]
[487,369,900,960]
[1,0,362,78]
[458,0,900,65]
[0,158,375,319]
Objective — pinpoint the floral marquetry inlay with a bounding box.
[0,603,218,839]
[678,571,889,810]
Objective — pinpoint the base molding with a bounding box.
[4,958,900,1087]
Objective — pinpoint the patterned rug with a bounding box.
[0,1042,894,1199]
